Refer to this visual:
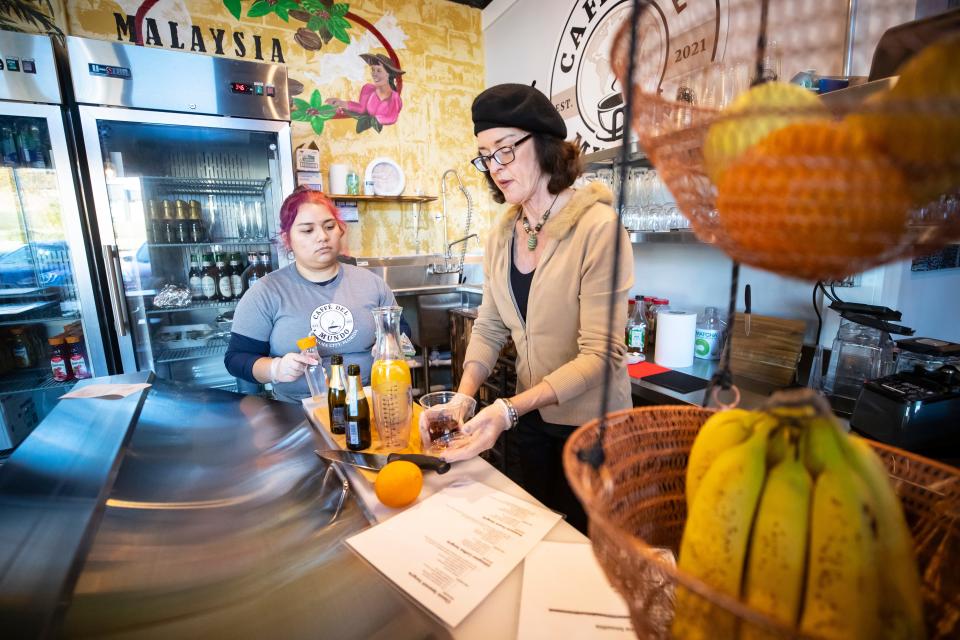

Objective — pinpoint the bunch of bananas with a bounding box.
[673,392,924,640]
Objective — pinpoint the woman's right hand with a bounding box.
[271,352,318,383]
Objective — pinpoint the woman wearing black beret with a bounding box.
[444,83,634,534]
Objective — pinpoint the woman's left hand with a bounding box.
[440,402,510,462]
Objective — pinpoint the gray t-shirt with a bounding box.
[231,263,396,402]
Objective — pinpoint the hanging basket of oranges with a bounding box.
[610,0,960,282]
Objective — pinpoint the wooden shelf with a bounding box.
[329,195,437,203]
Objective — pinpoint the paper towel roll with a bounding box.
[329,164,349,195]
[654,310,698,368]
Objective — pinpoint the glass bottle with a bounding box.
[245,252,260,289]
[296,335,327,401]
[257,251,271,277]
[65,335,91,379]
[370,306,413,450]
[188,200,206,243]
[174,200,190,244]
[345,363,372,451]
[229,253,244,298]
[188,254,203,300]
[216,252,233,300]
[10,328,33,368]
[201,253,218,301]
[627,295,647,356]
[49,336,72,381]
[695,306,724,360]
[161,200,176,244]
[327,354,348,435]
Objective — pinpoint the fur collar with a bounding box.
[494,182,613,244]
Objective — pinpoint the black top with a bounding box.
[510,237,535,323]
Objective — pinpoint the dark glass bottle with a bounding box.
[188,200,205,243]
[327,354,348,435]
[257,250,271,277]
[161,200,176,244]
[201,253,218,301]
[188,254,203,300]
[216,253,233,300]
[174,200,190,244]
[345,363,371,450]
[245,251,260,289]
[229,253,244,298]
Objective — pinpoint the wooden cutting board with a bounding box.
[730,312,807,387]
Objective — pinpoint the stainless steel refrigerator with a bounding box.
[0,32,108,449]
[66,36,294,392]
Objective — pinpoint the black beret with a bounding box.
[472,83,566,139]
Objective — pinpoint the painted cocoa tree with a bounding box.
[222,0,405,135]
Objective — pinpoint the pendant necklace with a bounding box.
[520,193,561,251]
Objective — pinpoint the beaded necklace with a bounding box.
[519,192,561,251]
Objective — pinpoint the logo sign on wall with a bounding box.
[549,0,727,152]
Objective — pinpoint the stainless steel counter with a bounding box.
[1,377,448,639]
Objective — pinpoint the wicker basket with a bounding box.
[563,406,960,639]
[609,0,960,282]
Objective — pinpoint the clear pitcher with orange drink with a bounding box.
[370,306,413,450]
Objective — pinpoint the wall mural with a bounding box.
[0,0,63,38]
[13,0,490,258]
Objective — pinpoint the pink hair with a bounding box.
[278,187,347,251]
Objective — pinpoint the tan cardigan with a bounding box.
[463,182,634,426]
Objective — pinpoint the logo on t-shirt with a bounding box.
[310,303,356,345]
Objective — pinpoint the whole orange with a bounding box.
[374,460,423,509]
[716,120,911,281]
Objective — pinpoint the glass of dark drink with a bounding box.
[418,391,477,453]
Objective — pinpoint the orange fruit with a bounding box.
[374,460,423,509]
[716,120,911,281]
[848,33,960,205]
[704,82,829,184]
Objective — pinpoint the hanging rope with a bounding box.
[702,261,740,408]
[577,0,645,472]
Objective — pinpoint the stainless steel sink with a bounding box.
[355,254,483,291]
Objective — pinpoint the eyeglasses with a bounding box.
[470,134,532,172]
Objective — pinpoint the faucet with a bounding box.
[429,169,475,276]
[446,233,479,259]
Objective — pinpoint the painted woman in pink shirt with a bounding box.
[327,53,405,131]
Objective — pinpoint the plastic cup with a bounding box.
[418,391,477,452]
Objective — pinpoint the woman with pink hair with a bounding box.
[225,187,396,401]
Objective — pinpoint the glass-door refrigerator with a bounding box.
[66,36,293,392]
[0,31,108,450]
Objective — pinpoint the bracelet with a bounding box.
[496,397,519,431]
[269,357,281,385]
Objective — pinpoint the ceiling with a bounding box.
[446,0,495,8]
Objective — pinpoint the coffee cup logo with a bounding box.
[549,0,726,153]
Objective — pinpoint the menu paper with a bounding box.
[60,383,152,399]
[517,541,635,639]
[346,481,562,627]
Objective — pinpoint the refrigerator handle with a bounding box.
[103,245,130,337]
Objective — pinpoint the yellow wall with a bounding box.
[13,0,496,258]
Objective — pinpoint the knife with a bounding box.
[744,284,752,337]
[316,450,451,474]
